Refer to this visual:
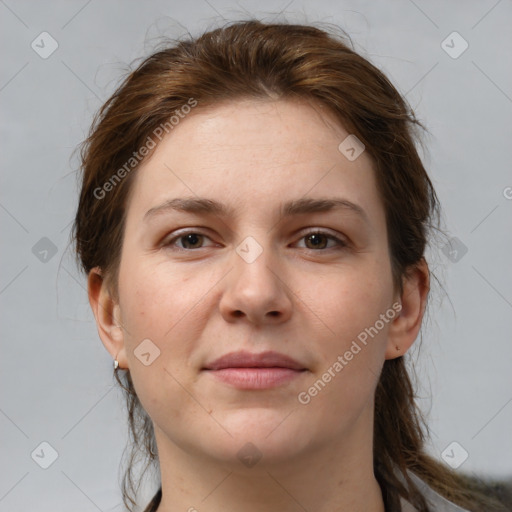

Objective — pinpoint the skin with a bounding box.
[88,98,429,512]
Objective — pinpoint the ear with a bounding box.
[87,266,128,369]
[385,258,430,359]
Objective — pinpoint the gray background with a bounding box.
[1,0,511,510]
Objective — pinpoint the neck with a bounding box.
[153,405,385,512]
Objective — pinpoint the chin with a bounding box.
[207,437,308,473]
[198,409,311,466]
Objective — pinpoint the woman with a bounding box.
[72,20,502,512]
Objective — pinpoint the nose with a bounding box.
[219,240,293,325]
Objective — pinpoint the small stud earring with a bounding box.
[114,359,119,370]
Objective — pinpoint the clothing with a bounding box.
[399,471,471,511]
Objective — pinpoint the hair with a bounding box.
[72,19,504,512]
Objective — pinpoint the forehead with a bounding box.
[125,98,383,225]
[147,98,354,166]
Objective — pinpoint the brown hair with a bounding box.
[72,20,503,512]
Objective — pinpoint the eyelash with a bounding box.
[163,229,347,252]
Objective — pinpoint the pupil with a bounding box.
[184,233,201,248]
[308,234,325,248]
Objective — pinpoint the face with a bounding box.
[109,98,400,469]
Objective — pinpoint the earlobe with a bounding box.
[385,259,430,360]
[87,267,128,369]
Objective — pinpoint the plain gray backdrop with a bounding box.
[1,0,511,510]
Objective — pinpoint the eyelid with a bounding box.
[162,228,216,250]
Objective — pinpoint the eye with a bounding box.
[163,231,215,250]
[162,229,347,252]
[295,230,347,250]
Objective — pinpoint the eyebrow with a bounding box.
[144,196,369,224]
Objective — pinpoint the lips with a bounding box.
[202,350,307,390]
[202,350,306,371]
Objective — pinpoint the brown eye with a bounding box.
[296,230,347,251]
[164,231,214,250]
[304,233,329,249]
[178,233,204,249]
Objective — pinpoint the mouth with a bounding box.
[202,367,307,389]
[202,350,308,390]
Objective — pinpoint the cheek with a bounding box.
[297,309,390,441]
[294,262,392,413]
[295,261,393,351]
[119,257,205,340]
[117,257,221,396]
[117,261,204,428]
